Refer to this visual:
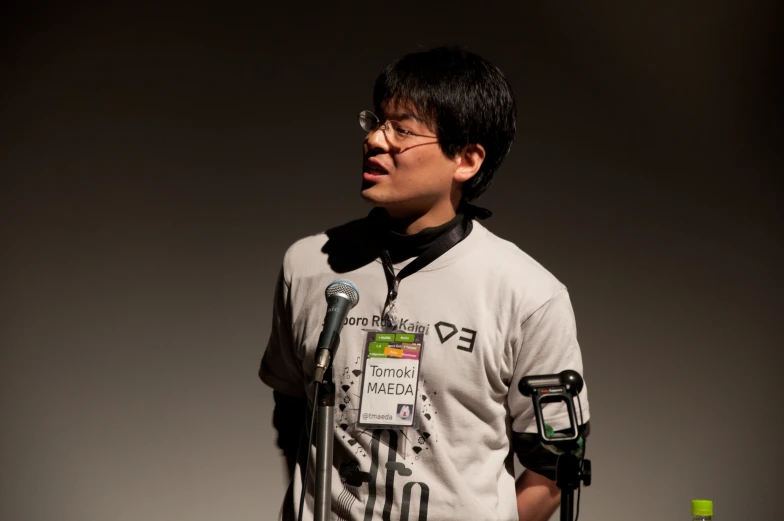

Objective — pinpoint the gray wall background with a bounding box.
[1,2,780,520]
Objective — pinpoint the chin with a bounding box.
[360,184,390,206]
[359,185,434,218]
[361,197,422,222]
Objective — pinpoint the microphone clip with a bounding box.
[313,336,339,385]
[519,370,584,449]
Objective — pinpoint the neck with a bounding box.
[390,209,456,235]
[384,194,461,235]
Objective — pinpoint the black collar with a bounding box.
[369,209,468,263]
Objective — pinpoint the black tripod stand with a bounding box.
[519,370,592,521]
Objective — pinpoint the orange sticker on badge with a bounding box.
[384,347,403,358]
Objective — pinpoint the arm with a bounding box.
[516,469,560,521]
[272,390,307,481]
[508,288,591,520]
[259,266,307,480]
[512,423,590,521]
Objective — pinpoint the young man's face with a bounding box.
[360,101,460,219]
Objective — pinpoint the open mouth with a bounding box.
[365,166,387,175]
[364,163,388,175]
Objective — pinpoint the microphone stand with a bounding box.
[313,367,335,521]
[309,280,359,521]
[554,440,591,521]
[518,371,592,521]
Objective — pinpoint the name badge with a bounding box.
[357,330,424,429]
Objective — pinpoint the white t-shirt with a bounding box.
[261,218,590,521]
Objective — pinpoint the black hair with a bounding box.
[373,46,517,201]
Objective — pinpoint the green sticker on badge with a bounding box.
[375,333,395,342]
[368,342,387,356]
[395,333,415,342]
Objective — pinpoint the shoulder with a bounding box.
[282,232,329,275]
[281,214,380,281]
[468,221,568,313]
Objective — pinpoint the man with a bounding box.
[260,46,590,521]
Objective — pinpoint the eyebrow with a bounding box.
[384,110,423,123]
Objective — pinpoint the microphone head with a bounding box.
[325,279,360,308]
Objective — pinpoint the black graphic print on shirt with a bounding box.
[334,356,438,520]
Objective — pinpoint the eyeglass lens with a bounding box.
[359,111,379,133]
[359,111,410,145]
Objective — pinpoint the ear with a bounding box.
[453,144,486,183]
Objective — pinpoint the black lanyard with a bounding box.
[380,216,472,321]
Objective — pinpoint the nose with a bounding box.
[364,125,391,152]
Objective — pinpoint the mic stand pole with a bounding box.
[555,444,590,521]
[313,367,335,521]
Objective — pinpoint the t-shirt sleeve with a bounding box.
[508,288,590,435]
[259,266,306,398]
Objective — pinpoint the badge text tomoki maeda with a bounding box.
[360,357,419,425]
[366,364,415,395]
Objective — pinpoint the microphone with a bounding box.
[313,279,360,384]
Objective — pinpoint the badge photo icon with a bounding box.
[396,404,412,421]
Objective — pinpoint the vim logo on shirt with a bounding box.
[434,321,477,353]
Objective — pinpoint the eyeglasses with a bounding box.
[358,110,438,147]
